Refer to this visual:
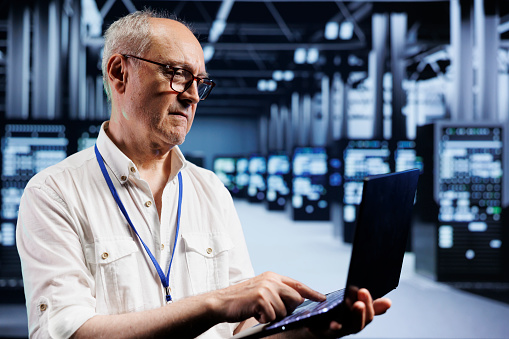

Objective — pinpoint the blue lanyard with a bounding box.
[94,145,182,303]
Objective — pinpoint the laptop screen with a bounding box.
[346,169,420,300]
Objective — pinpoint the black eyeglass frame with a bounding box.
[122,54,215,100]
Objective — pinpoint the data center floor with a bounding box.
[2,199,508,338]
[238,199,509,339]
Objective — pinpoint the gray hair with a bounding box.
[101,9,192,101]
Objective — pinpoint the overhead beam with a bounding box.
[264,1,295,41]
[210,87,287,95]
[152,0,445,2]
[100,0,136,16]
[202,41,365,51]
[208,70,311,77]
[200,99,267,106]
[100,0,116,19]
[208,0,235,42]
[191,22,307,35]
[404,44,448,62]
[121,0,137,13]
[499,13,509,33]
[195,107,263,115]
[335,1,363,42]
[85,38,366,51]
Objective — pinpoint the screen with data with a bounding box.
[266,152,291,210]
[435,122,505,280]
[1,124,68,290]
[437,126,503,223]
[77,124,101,152]
[234,157,249,198]
[342,140,390,242]
[395,140,423,173]
[291,147,329,220]
[247,155,267,202]
[213,157,237,193]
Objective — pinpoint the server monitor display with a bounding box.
[342,140,390,242]
[247,155,267,202]
[395,140,423,173]
[235,157,249,198]
[434,121,506,280]
[213,156,237,193]
[266,152,291,210]
[291,147,329,220]
[1,124,68,298]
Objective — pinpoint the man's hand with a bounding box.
[297,288,392,339]
[216,273,391,339]
[209,271,326,324]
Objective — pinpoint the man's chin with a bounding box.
[160,125,188,146]
[167,133,186,146]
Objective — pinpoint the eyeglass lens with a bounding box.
[170,68,212,100]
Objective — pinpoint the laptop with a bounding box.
[231,168,420,339]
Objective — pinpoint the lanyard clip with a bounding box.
[165,286,172,304]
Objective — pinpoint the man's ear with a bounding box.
[107,54,127,95]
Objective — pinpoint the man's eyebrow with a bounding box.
[188,66,209,79]
[196,69,210,78]
[167,60,210,78]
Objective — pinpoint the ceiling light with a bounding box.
[306,48,319,64]
[209,19,226,43]
[272,70,283,81]
[203,46,215,63]
[257,79,267,91]
[294,48,306,64]
[339,21,354,40]
[283,70,294,81]
[266,80,277,91]
[325,22,339,40]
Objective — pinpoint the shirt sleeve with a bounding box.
[16,183,97,339]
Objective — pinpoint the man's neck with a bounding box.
[105,121,173,219]
[106,120,171,164]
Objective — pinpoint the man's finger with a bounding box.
[350,300,367,333]
[358,289,374,323]
[280,276,326,302]
[255,297,277,324]
[373,298,392,315]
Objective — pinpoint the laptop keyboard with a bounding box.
[265,288,345,330]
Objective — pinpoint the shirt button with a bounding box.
[160,244,165,250]
[101,252,109,260]
[206,248,212,255]
[145,201,152,207]
[121,175,127,181]
[130,167,136,173]
[39,304,47,312]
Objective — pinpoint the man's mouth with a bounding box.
[169,111,188,119]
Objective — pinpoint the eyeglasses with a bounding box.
[123,54,215,100]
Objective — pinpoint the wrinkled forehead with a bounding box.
[147,18,205,74]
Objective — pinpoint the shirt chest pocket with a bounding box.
[182,233,233,295]
[84,239,144,314]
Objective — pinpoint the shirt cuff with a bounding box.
[48,305,96,339]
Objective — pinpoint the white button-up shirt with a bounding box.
[16,122,255,338]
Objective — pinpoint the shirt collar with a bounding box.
[96,121,187,185]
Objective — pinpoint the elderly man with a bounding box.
[16,10,390,339]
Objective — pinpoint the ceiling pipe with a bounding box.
[209,0,235,43]
[205,0,235,61]
[264,1,294,42]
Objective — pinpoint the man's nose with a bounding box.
[179,80,200,104]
